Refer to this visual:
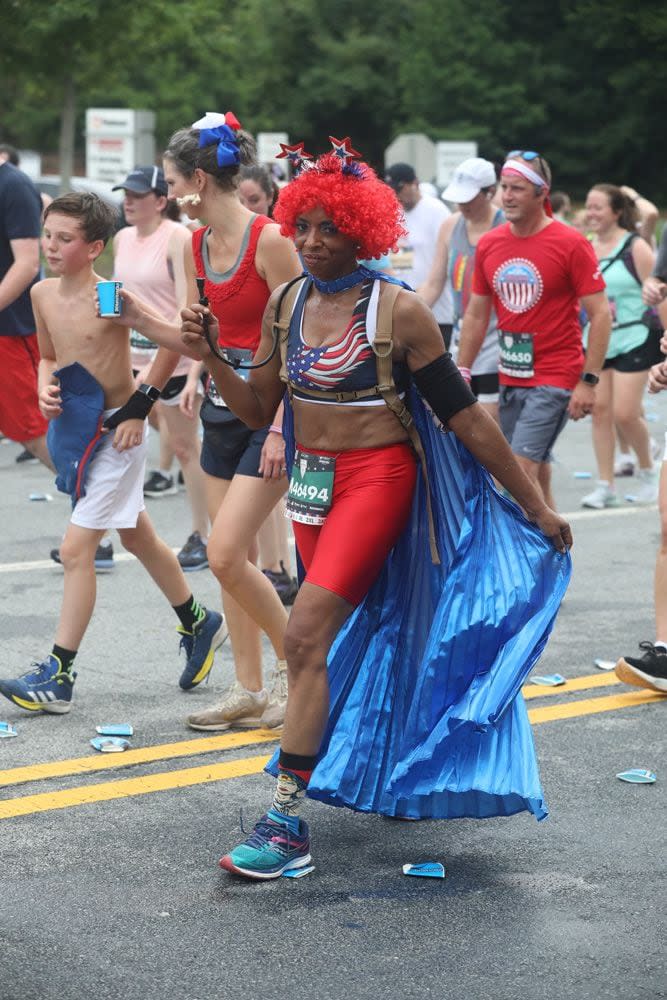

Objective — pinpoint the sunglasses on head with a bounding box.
[505,150,548,182]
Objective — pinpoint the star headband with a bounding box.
[277,137,362,176]
[276,142,314,174]
[192,111,242,168]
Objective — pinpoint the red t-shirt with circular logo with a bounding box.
[472,220,606,390]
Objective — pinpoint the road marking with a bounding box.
[564,505,657,522]
[0,673,623,789]
[527,688,665,723]
[0,551,159,574]
[0,754,273,819]
[522,672,620,700]
[0,688,663,820]
[0,504,657,575]
[0,729,279,788]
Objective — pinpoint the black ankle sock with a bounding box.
[52,644,77,674]
[278,750,318,773]
[173,595,206,632]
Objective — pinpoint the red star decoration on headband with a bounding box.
[329,136,361,163]
[276,142,314,167]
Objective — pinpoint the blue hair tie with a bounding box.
[198,124,240,168]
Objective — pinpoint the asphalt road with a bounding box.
[0,401,665,1000]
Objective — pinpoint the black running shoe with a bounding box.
[616,642,667,693]
[50,540,115,571]
[15,447,38,464]
[177,532,208,572]
[263,561,299,606]
[143,471,177,497]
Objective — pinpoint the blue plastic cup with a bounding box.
[96,280,123,317]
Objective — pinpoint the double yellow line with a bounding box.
[0,674,663,820]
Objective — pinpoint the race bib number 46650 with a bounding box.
[498,331,535,379]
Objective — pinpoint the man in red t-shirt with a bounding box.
[457,152,611,508]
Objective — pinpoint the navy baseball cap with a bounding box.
[112,166,167,196]
[384,163,417,189]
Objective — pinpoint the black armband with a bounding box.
[412,353,476,424]
[102,386,159,430]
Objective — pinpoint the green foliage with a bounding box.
[2,0,666,200]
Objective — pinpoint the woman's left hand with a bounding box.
[531,506,573,554]
[259,429,287,481]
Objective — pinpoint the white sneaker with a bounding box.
[186,681,268,731]
[260,660,288,729]
[581,481,619,510]
[613,452,635,477]
[634,468,659,505]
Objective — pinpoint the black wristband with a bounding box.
[103,389,155,430]
[412,353,476,425]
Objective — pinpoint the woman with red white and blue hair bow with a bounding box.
[176,137,572,880]
[115,112,302,729]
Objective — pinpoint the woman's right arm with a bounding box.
[181,290,285,428]
[416,214,456,307]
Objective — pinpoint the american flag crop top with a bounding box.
[286,278,409,406]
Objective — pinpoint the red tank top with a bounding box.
[191,214,271,352]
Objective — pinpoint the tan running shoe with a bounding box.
[186,681,268,731]
[260,660,288,729]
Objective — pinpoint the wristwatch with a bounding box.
[580,372,600,386]
[138,383,161,402]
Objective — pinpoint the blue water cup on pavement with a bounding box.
[96,280,123,317]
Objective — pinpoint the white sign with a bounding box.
[86,109,138,136]
[86,137,136,184]
[256,132,289,165]
[436,141,478,189]
[85,108,156,185]
[384,133,436,183]
[17,150,41,180]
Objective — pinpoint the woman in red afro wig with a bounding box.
[177,140,572,883]
[273,152,405,260]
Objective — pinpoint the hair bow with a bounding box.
[191,110,241,130]
[198,124,240,168]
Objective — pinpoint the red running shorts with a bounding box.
[0,334,49,442]
[292,441,417,606]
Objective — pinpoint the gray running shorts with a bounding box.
[499,384,571,464]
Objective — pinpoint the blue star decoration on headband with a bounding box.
[276,142,313,172]
[329,136,361,163]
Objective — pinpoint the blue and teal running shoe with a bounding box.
[0,655,75,714]
[220,812,311,880]
[178,609,228,690]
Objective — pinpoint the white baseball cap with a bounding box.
[441,158,497,204]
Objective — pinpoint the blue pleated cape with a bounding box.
[268,340,570,825]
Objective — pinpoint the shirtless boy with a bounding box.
[0,192,226,714]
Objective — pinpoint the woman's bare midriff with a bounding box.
[292,398,410,452]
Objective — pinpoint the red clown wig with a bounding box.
[273,153,406,260]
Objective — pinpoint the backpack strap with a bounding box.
[275,276,441,564]
[600,233,638,279]
[274,275,308,391]
[373,283,441,565]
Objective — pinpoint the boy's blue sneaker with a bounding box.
[219,813,311,880]
[0,655,75,714]
[178,610,228,690]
